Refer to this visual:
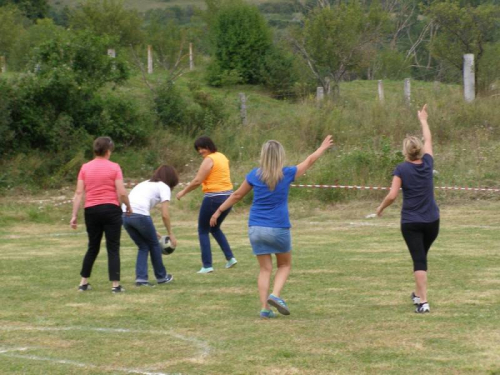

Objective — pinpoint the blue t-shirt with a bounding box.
[393,153,440,224]
[246,166,297,228]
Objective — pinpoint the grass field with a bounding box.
[1,192,499,374]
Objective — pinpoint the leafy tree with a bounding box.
[10,18,64,70]
[0,0,48,19]
[69,0,144,47]
[294,2,389,94]
[427,1,500,91]
[207,0,273,85]
[0,5,29,61]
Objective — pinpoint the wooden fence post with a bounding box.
[463,54,475,102]
[0,56,6,74]
[404,78,411,104]
[239,93,247,125]
[189,43,194,71]
[378,80,384,102]
[147,45,153,74]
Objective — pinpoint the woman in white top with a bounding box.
[122,165,179,286]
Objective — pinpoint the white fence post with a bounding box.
[189,43,194,71]
[239,93,247,125]
[378,80,384,102]
[404,78,411,104]
[147,45,153,74]
[316,87,324,102]
[463,54,475,102]
[107,49,116,58]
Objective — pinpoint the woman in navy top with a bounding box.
[210,136,333,318]
[376,104,439,313]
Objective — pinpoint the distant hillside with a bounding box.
[48,0,278,12]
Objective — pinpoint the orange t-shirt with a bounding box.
[202,152,233,193]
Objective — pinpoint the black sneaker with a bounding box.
[415,302,430,313]
[157,274,174,285]
[78,283,91,292]
[135,282,155,287]
[112,285,125,293]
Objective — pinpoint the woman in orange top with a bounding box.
[176,136,237,273]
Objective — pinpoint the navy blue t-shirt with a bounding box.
[393,154,440,224]
[246,166,297,228]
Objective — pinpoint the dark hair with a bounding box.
[93,136,114,156]
[150,165,179,189]
[194,136,217,153]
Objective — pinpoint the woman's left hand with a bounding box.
[376,206,383,217]
[176,191,184,200]
[210,212,220,227]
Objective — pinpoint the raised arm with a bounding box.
[210,180,253,227]
[418,104,432,157]
[176,157,213,200]
[295,135,333,179]
[376,176,402,217]
[70,180,85,229]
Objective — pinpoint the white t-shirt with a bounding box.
[123,180,171,216]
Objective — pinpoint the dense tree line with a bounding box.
[0,0,499,187]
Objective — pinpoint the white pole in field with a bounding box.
[378,80,384,102]
[107,49,116,58]
[189,43,194,71]
[316,87,324,102]
[239,93,247,125]
[147,45,153,74]
[0,56,6,73]
[463,54,475,102]
[404,78,411,104]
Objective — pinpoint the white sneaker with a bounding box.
[415,303,430,313]
[411,292,420,305]
[197,267,214,274]
[225,258,238,269]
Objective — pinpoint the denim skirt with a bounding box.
[248,226,291,255]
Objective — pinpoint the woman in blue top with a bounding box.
[376,104,439,313]
[210,136,333,318]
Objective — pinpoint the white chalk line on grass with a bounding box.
[0,324,211,374]
[0,325,211,358]
[0,350,176,375]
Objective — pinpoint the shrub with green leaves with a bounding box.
[207,0,272,85]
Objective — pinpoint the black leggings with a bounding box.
[401,219,439,272]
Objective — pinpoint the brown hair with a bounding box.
[403,136,423,161]
[93,136,114,156]
[194,136,217,153]
[150,165,179,189]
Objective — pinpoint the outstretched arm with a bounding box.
[210,180,253,227]
[418,104,433,157]
[176,157,213,200]
[376,176,402,217]
[295,135,333,179]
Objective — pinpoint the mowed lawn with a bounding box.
[0,194,499,374]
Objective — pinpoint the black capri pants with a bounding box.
[81,204,123,281]
[401,219,439,272]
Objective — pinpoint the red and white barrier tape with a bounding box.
[52,181,500,207]
[290,184,500,192]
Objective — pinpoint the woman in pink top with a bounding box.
[70,137,132,293]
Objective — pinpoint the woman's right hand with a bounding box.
[169,234,177,248]
[176,191,184,200]
[320,135,334,151]
[418,104,428,123]
[70,216,77,229]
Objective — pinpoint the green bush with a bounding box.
[260,47,299,98]
[207,0,272,85]
[373,48,411,80]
